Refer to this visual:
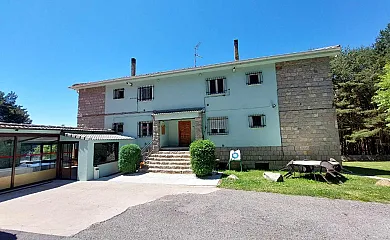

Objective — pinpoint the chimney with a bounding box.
[131,58,136,76]
[234,39,239,61]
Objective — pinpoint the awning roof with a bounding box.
[152,108,204,121]
[152,107,204,115]
[0,122,112,133]
[64,133,134,141]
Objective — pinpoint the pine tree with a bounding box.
[0,91,32,124]
[331,23,390,155]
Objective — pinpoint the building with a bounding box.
[71,41,341,170]
[0,122,134,191]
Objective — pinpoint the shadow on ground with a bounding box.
[297,173,349,184]
[344,166,390,177]
[0,180,74,203]
[0,231,16,240]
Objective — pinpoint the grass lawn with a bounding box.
[219,170,390,203]
[343,161,390,178]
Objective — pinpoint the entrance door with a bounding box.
[60,143,78,180]
[178,121,192,147]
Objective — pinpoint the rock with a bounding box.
[227,174,239,180]
[375,179,390,187]
[263,172,284,182]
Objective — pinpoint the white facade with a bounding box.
[104,62,282,148]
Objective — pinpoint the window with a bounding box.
[113,88,125,99]
[138,86,154,101]
[207,117,228,135]
[206,77,226,95]
[138,121,153,137]
[246,72,263,85]
[249,114,266,128]
[112,122,124,133]
[93,142,119,166]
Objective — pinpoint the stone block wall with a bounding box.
[77,86,106,128]
[215,57,341,170]
[276,57,340,163]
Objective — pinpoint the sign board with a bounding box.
[229,150,241,161]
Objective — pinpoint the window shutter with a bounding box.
[137,122,141,137]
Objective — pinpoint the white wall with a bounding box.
[104,62,281,147]
[59,136,134,181]
[97,161,119,178]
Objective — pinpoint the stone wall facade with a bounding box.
[194,116,203,140]
[215,57,341,170]
[276,57,341,162]
[77,86,106,128]
[152,117,160,152]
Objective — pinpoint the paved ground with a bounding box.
[2,188,390,240]
[104,172,222,186]
[0,180,217,237]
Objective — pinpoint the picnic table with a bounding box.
[282,159,345,184]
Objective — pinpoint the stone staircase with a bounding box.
[145,149,193,174]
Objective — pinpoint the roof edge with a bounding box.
[70,45,341,90]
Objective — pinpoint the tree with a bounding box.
[0,91,32,124]
[373,63,390,127]
[374,23,390,60]
[331,48,384,140]
[331,23,390,155]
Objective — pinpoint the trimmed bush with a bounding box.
[190,140,216,176]
[118,144,141,174]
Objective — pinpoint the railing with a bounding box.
[141,141,153,162]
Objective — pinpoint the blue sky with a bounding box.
[0,0,389,127]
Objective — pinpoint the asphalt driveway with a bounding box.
[2,188,390,240]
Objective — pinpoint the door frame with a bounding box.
[178,120,192,147]
[59,142,79,180]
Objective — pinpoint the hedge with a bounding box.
[189,140,216,176]
[118,144,141,174]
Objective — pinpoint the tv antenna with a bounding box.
[194,42,202,67]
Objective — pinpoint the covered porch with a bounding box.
[151,108,204,151]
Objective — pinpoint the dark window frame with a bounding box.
[207,117,229,135]
[206,77,227,95]
[246,72,263,85]
[138,121,153,137]
[138,86,154,101]
[112,122,124,133]
[249,114,266,128]
[113,88,125,99]
[93,142,119,166]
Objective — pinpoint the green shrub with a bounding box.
[190,140,216,176]
[118,144,141,174]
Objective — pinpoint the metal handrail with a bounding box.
[141,141,153,162]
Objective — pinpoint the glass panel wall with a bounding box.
[0,137,14,190]
[13,137,58,187]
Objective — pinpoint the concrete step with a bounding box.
[147,156,190,161]
[150,154,190,159]
[147,164,191,170]
[146,160,191,166]
[147,168,193,174]
[160,147,189,151]
[156,151,190,154]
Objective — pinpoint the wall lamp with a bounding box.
[126,82,133,86]
[232,67,236,73]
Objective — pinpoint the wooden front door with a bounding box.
[178,121,192,147]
